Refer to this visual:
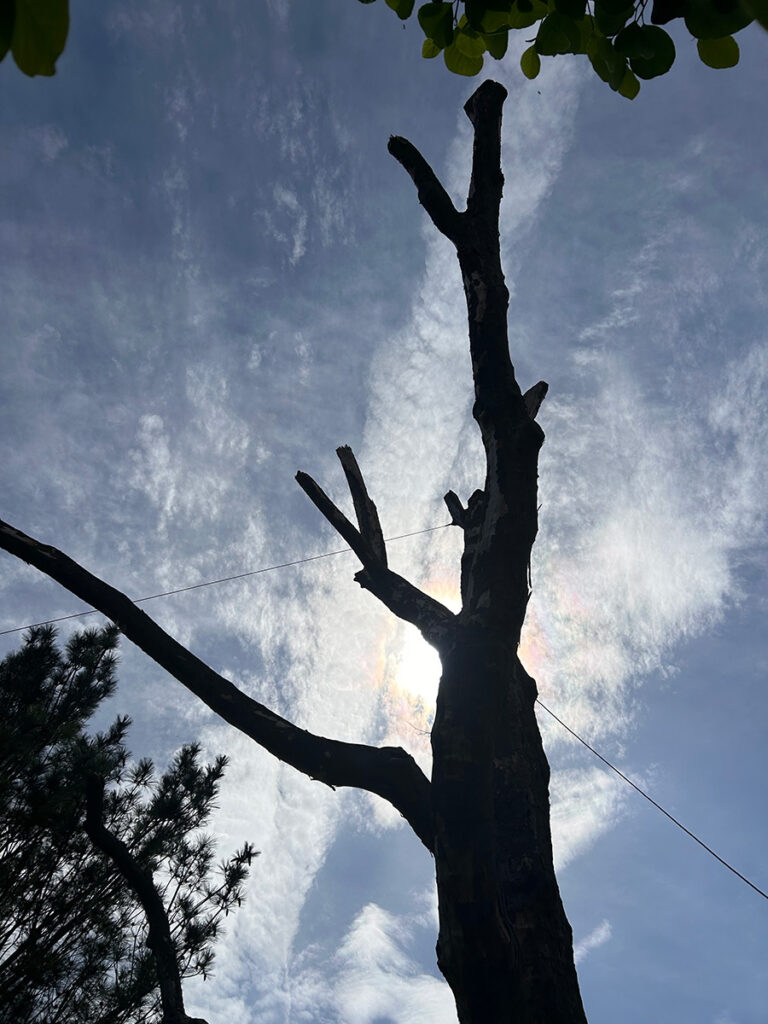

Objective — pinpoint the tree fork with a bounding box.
[0,519,435,851]
[390,82,589,1023]
[0,81,590,1024]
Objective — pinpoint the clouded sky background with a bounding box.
[1,3,767,1022]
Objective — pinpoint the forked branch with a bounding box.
[386,135,463,244]
[390,81,546,632]
[464,80,507,229]
[0,518,434,851]
[296,447,456,648]
[337,446,387,565]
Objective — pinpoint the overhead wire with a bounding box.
[0,523,453,636]
[1,519,765,902]
[536,699,768,902]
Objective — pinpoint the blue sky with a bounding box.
[1,2,767,1022]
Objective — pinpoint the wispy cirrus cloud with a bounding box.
[574,919,612,965]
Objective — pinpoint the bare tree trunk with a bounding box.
[0,80,588,1024]
[387,79,587,1024]
[432,637,585,1023]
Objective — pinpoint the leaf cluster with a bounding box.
[0,625,256,1024]
[0,0,68,76]
[360,0,767,96]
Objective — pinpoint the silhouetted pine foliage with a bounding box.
[0,625,256,1024]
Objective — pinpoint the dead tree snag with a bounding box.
[0,81,588,1023]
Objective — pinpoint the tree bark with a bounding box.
[0,80,588,1024]
[389,81,588,1023]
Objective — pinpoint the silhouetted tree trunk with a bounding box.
[0,81,587,1023]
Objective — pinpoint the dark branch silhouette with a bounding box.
[296,447,455,647]
[0,81,589,1023]
[0,519,434,852]
[83,775,210,1024]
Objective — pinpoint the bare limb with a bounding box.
[295,471,374,564]
[443,490,466,528]
[523,381,548,421]
[336,446,387,565]
[352,564,455,647]
[391,82,544,636]
[296,455,456,647]
[0,518,435,851]
[387,135,463,244]
[464,80,507,229]
[84,775,208,1024]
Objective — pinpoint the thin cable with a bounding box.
[3,529,763,903]
[0,523,453,637]
[536,698,768,902]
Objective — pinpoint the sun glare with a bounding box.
[396,627,442,705]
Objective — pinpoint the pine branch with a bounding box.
[83,775,204,1024]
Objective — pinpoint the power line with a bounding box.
[536,698,768,903]
[2,521,765,903]
[0,523,453,637]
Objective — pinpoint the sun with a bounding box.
[395,626,442,705]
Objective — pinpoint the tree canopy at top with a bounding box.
[1,0,765,91]
[360,0,767,97]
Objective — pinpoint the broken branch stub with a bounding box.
[336,445,387,566]
[296,452,456,648]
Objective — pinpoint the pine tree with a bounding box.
[0,625,255,1024]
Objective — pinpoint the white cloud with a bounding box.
[32,125,69,162]
[550,765,627,871]
[574,919,612,964]
[289,901,456,1024]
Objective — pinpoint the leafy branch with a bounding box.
[362,0,766,97]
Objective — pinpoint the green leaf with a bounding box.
[597,0,636,13]
[11,0,68,76]
[594,0,634,36]
[650,0,687,24]
[614,22,654,58]
[696,32,740,65]
[417,1,454,48]
[744,0,768,29]
[422,37,442,55]
[628,24,676,77]
[555,0,587,17]
[386,0,415,18]
[520,42,542,77]
[588,35,628,88]
[0,0,15,62]
[443,38,484,73]
[684,0,752,38]
[506,0,549,28]
[618,66,641,96]
[484,27,509,57]
[455,23,487,56]
[464,0,487,29]
[535,11,581,54]
[478,4,517,31]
